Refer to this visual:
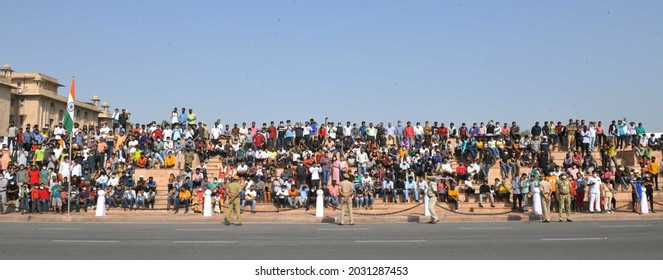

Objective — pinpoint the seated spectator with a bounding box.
[381,179,395,203]
[275,185,288,209]
[496,178,511,203]
[327,180,340,209]
[77,185,91,212]
[287,185,301,208]
[447,184,460,211]
[164,151,176,168]
[192,186,205,213]
[241,185,257,214]
[135,189,147,209]
[175,186,191,214]
[463,179,475,202]
[478,180,495,207]
[122,185,135,211]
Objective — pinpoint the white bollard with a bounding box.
[203,189,213,217]
[96,190,106,217]
[316,188,324,218]
[424,188,430,217]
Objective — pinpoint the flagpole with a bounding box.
[66,76,75,215]
[68,130,72,215]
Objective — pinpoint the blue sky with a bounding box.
[3,0,663,130]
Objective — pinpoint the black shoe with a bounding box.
[479,204,484,208]
[224,219,230,226]
[567,219,573,222]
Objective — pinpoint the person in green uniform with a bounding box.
[225,175,243,226]
[339,175,355,226]
[556,173,573,222]
[427,180,439,224]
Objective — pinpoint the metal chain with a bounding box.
[354,203,423,216]
[435,202,514,216]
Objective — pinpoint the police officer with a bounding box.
[427,180,439,224]
[225,175,243,226]
[539,175,552,223]
[556,173,573,222]
[338,175,355,226]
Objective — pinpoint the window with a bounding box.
[50,102,55,111]
[10,97,15,107]
[84,112,88,120]
[19,115,24,125]
[58,110,63,121]
[17,81,22,87]
[76,110,80,118]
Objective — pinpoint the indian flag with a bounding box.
[63,77,75,133]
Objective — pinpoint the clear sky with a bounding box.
[3,0,663,131]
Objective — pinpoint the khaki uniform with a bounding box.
[427,183,439,223]
[339,180,354,225]
[539,180,552,222]
[556,179,572,221]
[225,181,243,225]
[567,124,577,151]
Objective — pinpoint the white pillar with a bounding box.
[316,188,324,218]
[203,189,213,217]
[424,187,430,217]
[96,190,106,217]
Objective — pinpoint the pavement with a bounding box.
[1,220,662,260]
[1,202,663,223]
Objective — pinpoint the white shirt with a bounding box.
[414,126,424,135]
[309,166,321,180]
[54,127,66,136]
[108,176,119,187]
[344,126,352,136]
[588,176,601,194]
[71,164,82,177]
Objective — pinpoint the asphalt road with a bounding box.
[1,220,662,260]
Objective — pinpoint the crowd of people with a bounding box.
[1,108,662,220]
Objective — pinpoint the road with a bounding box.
[1,220,661,260]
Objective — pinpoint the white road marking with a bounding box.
[173,241,238,244]
[175,229,227,231]
[355,240,426,243]
[318,228,371,231]
[38,228,84,231]
[52,240,118,243]
[600,225,651,228]
[541,237,607,241]
[460,227,512,230]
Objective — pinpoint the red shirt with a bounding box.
[404,126,415,138]
[438,127,448,137]
[31,188,40,200]
[456,165,467,175]
[39,188,51,200]
[28,170,40,185]
[267,126,277,139]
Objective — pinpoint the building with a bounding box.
[1,64,114,136]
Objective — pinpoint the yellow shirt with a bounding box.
[648,161,659,174]
[165,155,176,167]
[545,176,558,192]
[448,189,459,199]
